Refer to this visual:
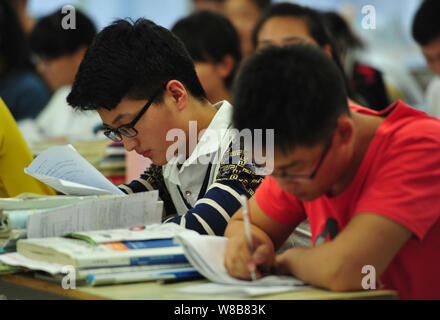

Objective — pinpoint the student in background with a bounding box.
[11,0,35,34]
[172,10,241,104]
[192,0,224,14]
[224,0,271,59]
[322,11,391,111]
[0,98,55,197]
[251,2,362,109]
[412,0,440,118]
[18,8,101,143]
[67,19,263,236]
[224,44,440,300]
[0,0,50,121]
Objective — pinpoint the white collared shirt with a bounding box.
[163,100,234,215]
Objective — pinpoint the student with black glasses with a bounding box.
[67,18,263,236]
[224,44,440,300]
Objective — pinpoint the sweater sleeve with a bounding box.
[163,143,264,235]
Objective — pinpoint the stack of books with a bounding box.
[98,142,126,185]
[4,224,201,286]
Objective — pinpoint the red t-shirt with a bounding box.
[255,101,440,299]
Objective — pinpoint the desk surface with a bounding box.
[0,273,398,300]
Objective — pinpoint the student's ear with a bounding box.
[335,113,354,146]
[165,80,188,112]
[216,55,236,80]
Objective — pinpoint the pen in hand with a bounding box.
[240,195,257,281]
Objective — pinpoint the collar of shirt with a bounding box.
[163,100,234,185]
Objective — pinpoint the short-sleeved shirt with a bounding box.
[255,100,440,299]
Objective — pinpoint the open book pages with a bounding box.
[24,144,124,196]
[26,191,162,238]
[174,232,305,287]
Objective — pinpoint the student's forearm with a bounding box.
[278,244,364,292]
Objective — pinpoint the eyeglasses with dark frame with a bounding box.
[103,86,164,142]
[271,136,333,182]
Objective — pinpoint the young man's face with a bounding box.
[97,96,181,166]
[257,16,319,49]
[421,36,440,76]
[37,54,78,91]
[194,61,227,103]
[271,143,335,202]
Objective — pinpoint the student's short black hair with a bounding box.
[322,11,364,55]
[172,10,241,88]
[29,8,97,59]
[67,18,206,111]
[232,44,349,153]
[412,0,440,46]
[251,0,272,12]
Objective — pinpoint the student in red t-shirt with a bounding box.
[224,44,440,300]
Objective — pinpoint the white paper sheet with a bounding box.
[24,144,124,195]
[0,252,65,274]
[26,191,161,238]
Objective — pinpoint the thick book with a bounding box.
[17,237,187,268]
[17,224,197,268]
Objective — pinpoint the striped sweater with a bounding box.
[119,142,264,235]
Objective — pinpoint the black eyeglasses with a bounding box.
[271,136,333,182]
[103,86,164,142]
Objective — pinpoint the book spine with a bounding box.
[77,253,188,268]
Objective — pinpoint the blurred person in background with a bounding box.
[0,98,55,197]
[172,10,241,104]
[192,0,224,14]
[0,0,50,121]
[224,0,271,59]
[412,0,440,118]
[11,0,35,34]
[18,8,101,144]
[322,11,391,111]
[252,2,366,109]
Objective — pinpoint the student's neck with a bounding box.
[329,111,384,197]
[185,98,218,157]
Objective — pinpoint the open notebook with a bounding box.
[174,232,309,297]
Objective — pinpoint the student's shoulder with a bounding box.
[382,101,440,146]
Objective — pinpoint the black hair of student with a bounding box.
[29,8,97,60]
[321,11,364,56]
[232,44,349,153]
[171,10,241,88]
[251,2,353,100]
[251,0,272,12]
[412,0,440,46]
[0,0,34,74]
[67,18,207,111]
